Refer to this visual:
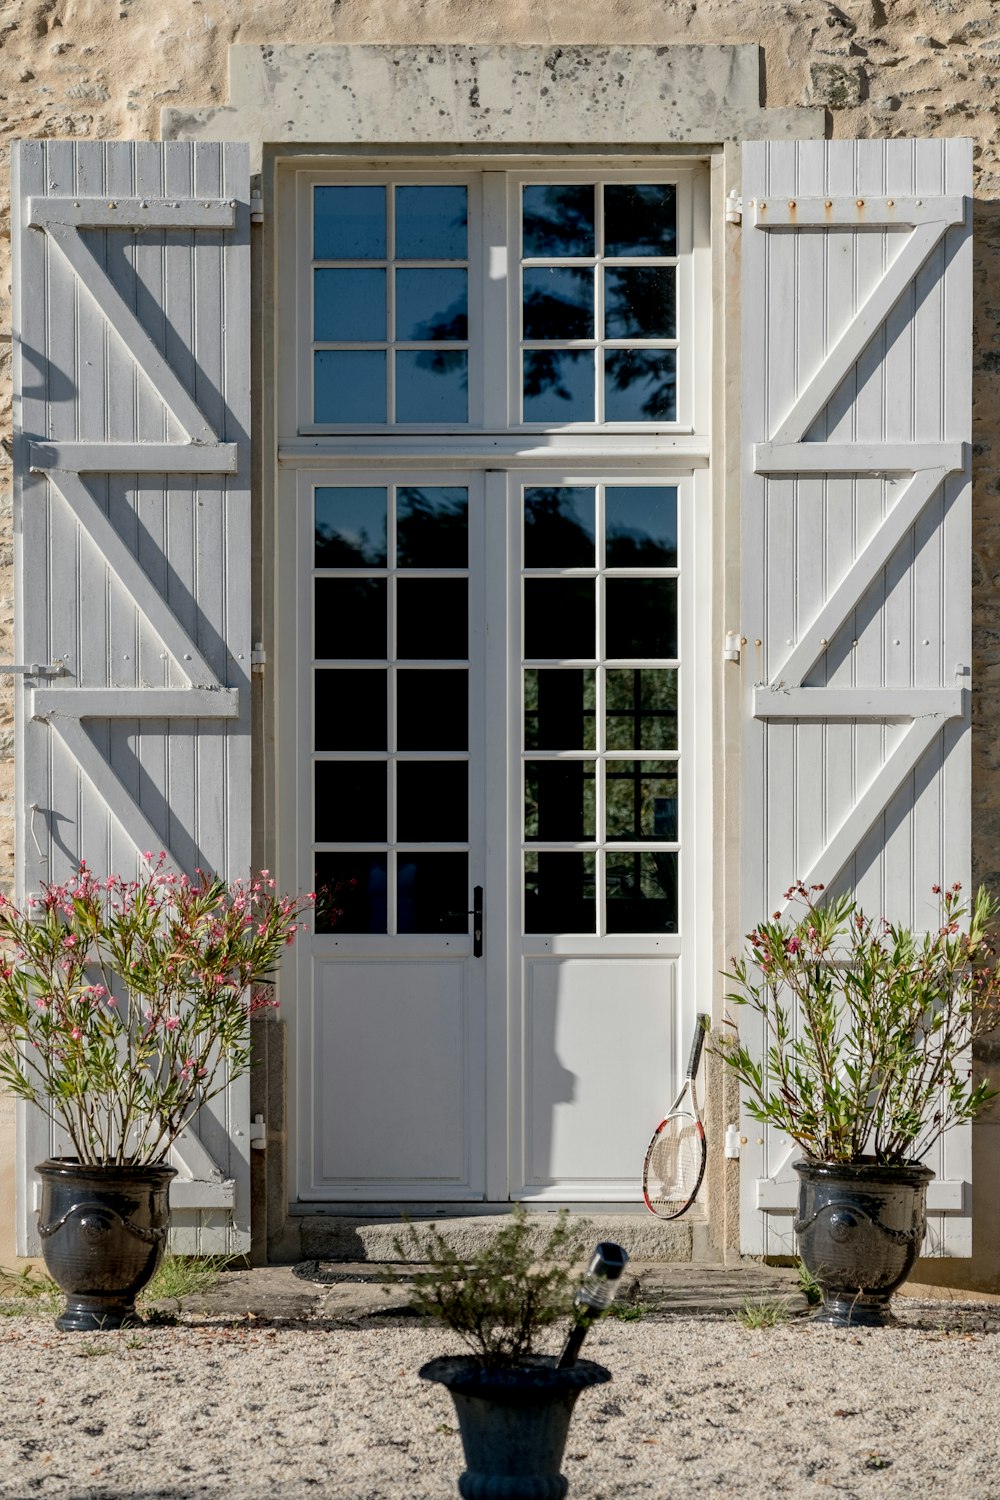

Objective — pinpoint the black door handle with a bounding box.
[472,885,483,958]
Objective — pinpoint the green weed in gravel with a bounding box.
[735,1295,790,1329]
[140,1253,233,1309]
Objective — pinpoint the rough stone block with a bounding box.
[809,61,867,107]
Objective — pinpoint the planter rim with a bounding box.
[419,1354,611,1396]
[793,1157,933,1185]
[35,1157,177,1184]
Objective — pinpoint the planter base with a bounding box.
[421,1356,610,1500]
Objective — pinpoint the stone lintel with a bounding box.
[162,44,825,166]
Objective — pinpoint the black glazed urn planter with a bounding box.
[420,1354,611,1500]
[793,1158,934,1327]
[35,1158,176,1331]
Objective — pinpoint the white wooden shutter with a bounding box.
[12,140,252,1254]
[740,139,972,1256]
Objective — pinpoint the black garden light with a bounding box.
[556,1240,630,1369]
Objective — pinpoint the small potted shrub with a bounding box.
[390,1208,618,1500]
[717,880,1000,1326]
[0,857,311,1331]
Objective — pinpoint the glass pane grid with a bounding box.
[312,182,470,426]
[519,180,679,426]
[521,481,680,936]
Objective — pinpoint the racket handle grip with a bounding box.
[687,1016,708,1077]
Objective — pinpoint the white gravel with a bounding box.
[1,1306,998,1499]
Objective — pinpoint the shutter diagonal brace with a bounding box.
[751,194,968,910]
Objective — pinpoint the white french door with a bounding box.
[277,161,712,1205]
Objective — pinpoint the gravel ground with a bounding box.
[1,1300,999,1500]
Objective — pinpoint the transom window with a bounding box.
[297,169,699,433]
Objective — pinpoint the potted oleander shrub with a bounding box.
[390,1208,614,1500]
[717,880,1000,1326]
[0,857,312,1331]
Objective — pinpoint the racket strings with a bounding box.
[644,1113,705,1211]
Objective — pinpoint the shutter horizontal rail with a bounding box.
[31,443,237,473]
[755,442,965,475]
[751,195,965,229]
[756,1178,967,1212]
[29,197,237,229]
[31,688,240,720]
[753,688,964,722]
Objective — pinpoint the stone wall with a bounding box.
[1,0,999,1269]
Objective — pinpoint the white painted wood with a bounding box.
[13,141,252,1255]
[740,138,973,1255]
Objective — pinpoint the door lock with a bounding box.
[471,885,483,958]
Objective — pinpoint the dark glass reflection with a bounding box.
[605,350,676,423]
[395,351,468,423]
[524,852,596,934]
[398,852,469,934]
[522,185,595,257]
[525,761,596,841]
[314,350,387,424]
[605,668,678,751]
[603,185,676,257]
[396,269,468,341]
[315,669,387,750]
[524,669,596,750]
[606,851,678,933]
[314,268,386,342]
[397,578,468,659]
[523,350,594,423]
[522,268,594,340]
[314,185,386,260]
[604,267,676,340]
[605,487,677,567]
[605,579,677,659]
[398,762,468,841]
[398,670,468,749]
[316,578,387,660]
[524,580,594,659]
[395,185,468,260]
[605,761,679,841]
[397,488,468,568]
[315,487,388,568]
[524,488,595,568]
[314,854,387,934]
[315,761,387,841]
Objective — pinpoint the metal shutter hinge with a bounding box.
[725,190,742,225]
[249,1114,267,1150]
[0,659,67,676]
[251,643,266,676]
[250,193,264,224]
[723,630,741,663]
[724,1124,742,1159]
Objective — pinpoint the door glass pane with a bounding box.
[524,487,595,568]
[525,852,596,934]
[605,487,677,567]
[314,185,386,259]
[314,853,388,934]
[314,268,386,341]
[603,184,676,256]
[395,351,468,424]
[525,762,596,841]
[604,267,676,340]
[524,580,594,659]
[397,578,469,659]
[605,669,677,751]
[395,185,468,260]
[524,669,596,750]
[315,669,387,751]
[522,185,595,258]
[315,762,387,841]
[315,487,388,568]
[606,852,678,933]
[314,350,386,424]
[316,579,386,660]
[523,350,594,423]
[522,268,594,340]
[398,762,468,841]
[398,852,469,933]
[605,579,676,659]
[605,349,676,423]
[398,670,468,749]
[396,269,468,341]
[397,487,468,568]
[606,762,678,841]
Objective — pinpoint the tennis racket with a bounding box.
[642,1015,708,1219]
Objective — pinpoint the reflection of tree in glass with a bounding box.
[606,351,676,420]
[523,269,592,340]
[523,350,582,404]
[603,185,676,256]
[522,185,595,257]
[524,488,594,567]
[315,525,385,568]
[606,669,677,751]
[605,531,675,568]
[409,304,469,388]
[397,488,468,568]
